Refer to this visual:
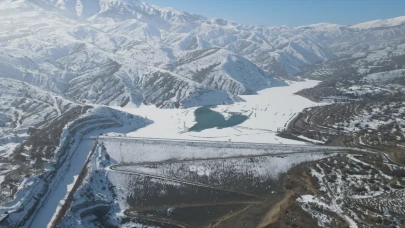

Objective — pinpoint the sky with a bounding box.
[142,0,405,27]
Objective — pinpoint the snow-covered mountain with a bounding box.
[0,0,285,108]
[0,0,405,108]
[2,1,405,227]
[349,16,405,30]
[0,77,84,157]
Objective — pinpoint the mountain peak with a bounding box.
[349,15,405,29]
[295,23,343,30]
[39,0,204,25]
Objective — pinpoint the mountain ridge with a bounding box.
[0,0,404,108]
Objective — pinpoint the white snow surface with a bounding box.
[296,135,325,144]
[1,0,404,108]
[30,139,94,228]
[115,153,337,181]
[296,23,343,30]
[349,16,405,30]
[1,0,405,226]
[114,80,321,144]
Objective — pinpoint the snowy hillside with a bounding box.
[0,77,82,156]
[362,69,405,82]
[1,0,404,109]
[1,1,405,227]
[349,16,405,30]
[0,0,284,108]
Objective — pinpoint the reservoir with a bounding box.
[189,106,248,132]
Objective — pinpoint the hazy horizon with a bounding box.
[142,0,405,27]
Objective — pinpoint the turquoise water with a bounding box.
[189,106,248,132]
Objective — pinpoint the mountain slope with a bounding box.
[0,0,288,108]
[1,1,405,227]
[2,0,405,109]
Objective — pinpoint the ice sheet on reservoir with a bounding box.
[113,80,321,144]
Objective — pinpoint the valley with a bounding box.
[0,0,405,227]
[115,80,321,144]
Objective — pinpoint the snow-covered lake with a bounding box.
[114,80,321,144]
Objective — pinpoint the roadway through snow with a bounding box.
[111,150,356,166]
[125,201,263,212]
[29,134,378,228]
[124,203,258,228]
[28,139,95,228]
[89,135,357,150]
[106,144,374,228]
[106,149,372,201]
[109,156,268,228]
[107,166,261,199]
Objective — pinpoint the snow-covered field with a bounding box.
[114,80,321,144]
